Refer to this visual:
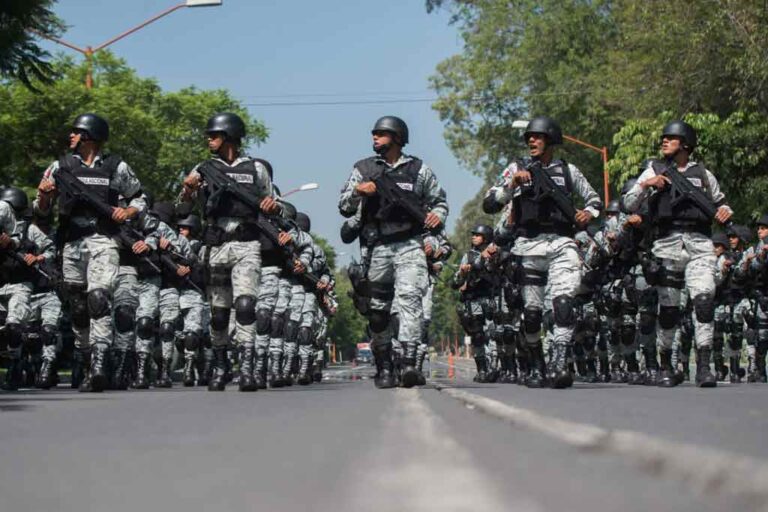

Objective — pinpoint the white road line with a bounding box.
[343,388,540,512]
[434,384,768,511]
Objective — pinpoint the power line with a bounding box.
[244,98,437,107]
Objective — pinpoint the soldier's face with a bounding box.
[527,133,547,157]
[714,244,725,256]
[372,131,395,151]
[729,235,739,249]
[207,132,225,152]
[661,136,683,157]
[471,234,484,247]
[69,129,85,149]
[179,227,190,238]
[759,225,768,240]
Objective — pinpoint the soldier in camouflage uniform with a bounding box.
[339,116,448,389]
[739,215,768,382]
[417,231,452,384]
[483,116,602,389]
[35,114,147,393]
[180,113,278,391]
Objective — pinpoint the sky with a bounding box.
[40,0,484,265]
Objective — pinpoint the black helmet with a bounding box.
[523,116,563,145]
[177,214,202,235]
[205,113,246,142]
[295,212,311,232]
[606,200,621,215]
[661,120,697,152]
[0,187,28,212]
[142,190,154,210]
[151,201,176,226]
[712,232,729,248]
[372,116,409,145]
[72,113,109,142]
[280,200,297,221]
[756,214,768,228]
[471,224,494,242]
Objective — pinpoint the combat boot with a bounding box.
[37,354,58,390]
[526,343,548,389]
[400,341,421,388]
[610,361,624,383]
[77,348,93,392]
[183,352,196,387]
[625,353,644,385]
[297,349,313,386]
[729,356,742,383]
[643,346,659,386]
[269,353,285,388]
[238,346,257,391]
[110,349,129,390]
[254,349,268,389]
[472,354,489,383]
[156,355,173,388]
[71,348,86,389]
[695,347,717,388]
[575,359,588,381]
[208,347,228,391]
[415,346,428,386]
[584,359,599,383]
[657,349,678,388]
[198,349,212,387]
[598,355,611,383]
[714,350,728,381]
[82,344,108,393]
[373,345,396,389]
[549,343,573,389]
[133,352,151,389]
[679,359,690,384]
[2,357,23,391]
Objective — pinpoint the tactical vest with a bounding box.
[513,159,575,237]
[0,223,38,284]
[463,248,495,299]
[259,230,285,268]
[57,154,121,219]
[200,159,264,219]
[649,160,715,234]
[356,156,424,242]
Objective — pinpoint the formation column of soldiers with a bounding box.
[341,115,766,391]
[0,112,337,392]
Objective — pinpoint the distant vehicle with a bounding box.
[355,342,373,364]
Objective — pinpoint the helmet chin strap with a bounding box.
[373,142,390,156]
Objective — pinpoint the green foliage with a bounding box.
[608,111,768,222]
[326,272,367,351]
[0,0,64,89]
[0,51,267,197]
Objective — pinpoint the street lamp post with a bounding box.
[512,120,610,205]
[281,183,320,198]
[34,0,222,89]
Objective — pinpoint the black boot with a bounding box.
[625,353,644,385]
[110,349,129,390]
[549,343,573,389]
[415,346,428,386]
[183,352,196,387]
[198,349,212,386]
[610,361,625,383]
[695,347,717,388]
[373,345,396,389]
[657,349,678,388]
[37,354,58,390]
[729,356,742,383]
[400,341,421,388]
[71,348,87,389]
[598,355,611,383]
[254,349,268,389]
[156,356,173,388]
[473,354,489,383]
[208,347,228,391]
[2,357,23,391]
[584,359,599,383]
[269,353,285,388]
[133,352,151,389]
[526,343,548,388]
[297,349,313,386]
[643,346,659,386]
[238,346,257,391]
[714,350,728,381]
[516,350,529,386]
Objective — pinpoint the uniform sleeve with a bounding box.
[0,202,17,241]
[338,167,364,218]
[177,165,202,204]
[568,164,602,218]
[115,162,146,213]
[28,224,55,261]
[453,253,469,286]
[254,160,273,200]
[33,160,60,217]
[623,166,657,213]
[705,168,731,214]
[483,163,517,214]
[418,163,448,223]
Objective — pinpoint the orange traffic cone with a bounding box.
[448,352,455,380]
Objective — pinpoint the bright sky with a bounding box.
[40,0,484,264]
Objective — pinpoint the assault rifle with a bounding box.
[658,160,731,228]
[367,166,438,233]
[0,241,52,280]
[196,162,321,289]
[54,166,161,273]
[527,160,578,222]
[159,247,204,295]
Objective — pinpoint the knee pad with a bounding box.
[658,306,680,330]
[285,320,299,343]
[620,324,636,346]
[524,307,543,334]
[255,308,271,335]
[553,295,575,327]
[234,295,257,325]
[210,307,230,332]
[270,314,285,338]
[5,323,22,349]
[639,312,656,335]
[87,288,110,320]
[184,331,201,351]
[368,310,390,334]
[159,321,176,343]
[136,316,155,339]
[41,324,57,346]
[693,294,715,323]
[297,326,313,346]
[70,293,89,329]
[114,305,136,334]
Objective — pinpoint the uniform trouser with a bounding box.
[635,275,657,350]
[179,288,205,357]
[0,282,33,359]
[573,299,598,359]
[63,234,120,349]
[656,251,716,350]
[268,276,293,368]
[367,238,428,351]
[254,267,283,353]
[113,267,139,351]
[135,277,160,355]
[207,240,261,348]
[598,280,623,364]
[520,240,581,348]
[158,288,182,359]
[287,283,319,371]
[417,282,436,362]
[27,290,62,360]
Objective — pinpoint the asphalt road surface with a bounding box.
[1,361,767,512]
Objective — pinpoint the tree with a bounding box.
[0,0,63,89]
[0,51,267,196]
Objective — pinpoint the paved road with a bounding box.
[0,363,766,512]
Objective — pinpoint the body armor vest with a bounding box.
[0,223,38,284]
[463,248,495,299]
[513,158,575,236]
[57,154,121,218]
[200,159,264,219]
[649,160,714,234]
[356,156,424,242]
